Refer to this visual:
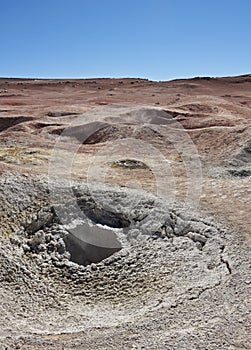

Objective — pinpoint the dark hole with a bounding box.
[63,223,121,266]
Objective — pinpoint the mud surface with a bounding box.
[0,76,250,349]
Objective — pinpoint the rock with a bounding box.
[187,232,207,245]
[90,263,98,271]
[174,217,191,236]
[22,244,30,252]
[56,239,66,254]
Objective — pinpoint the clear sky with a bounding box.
[1,0,251,81]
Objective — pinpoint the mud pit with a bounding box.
[0,174,250,349]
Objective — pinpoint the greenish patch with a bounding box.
[0,147,48,165]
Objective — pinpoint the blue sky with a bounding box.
[1,0,251,80]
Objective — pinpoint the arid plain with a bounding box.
[0,76,250,349]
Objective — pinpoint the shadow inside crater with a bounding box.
[63,223,122,265]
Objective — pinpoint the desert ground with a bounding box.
[0,75,250,349]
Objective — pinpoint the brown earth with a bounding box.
[0,75,250,234]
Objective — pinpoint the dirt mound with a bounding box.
[63,121,108,142]
[178,103,217,114]
[119,107,174,125]
[229,138,251,166]
[49,108,173,144]
[83,124,132,143]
